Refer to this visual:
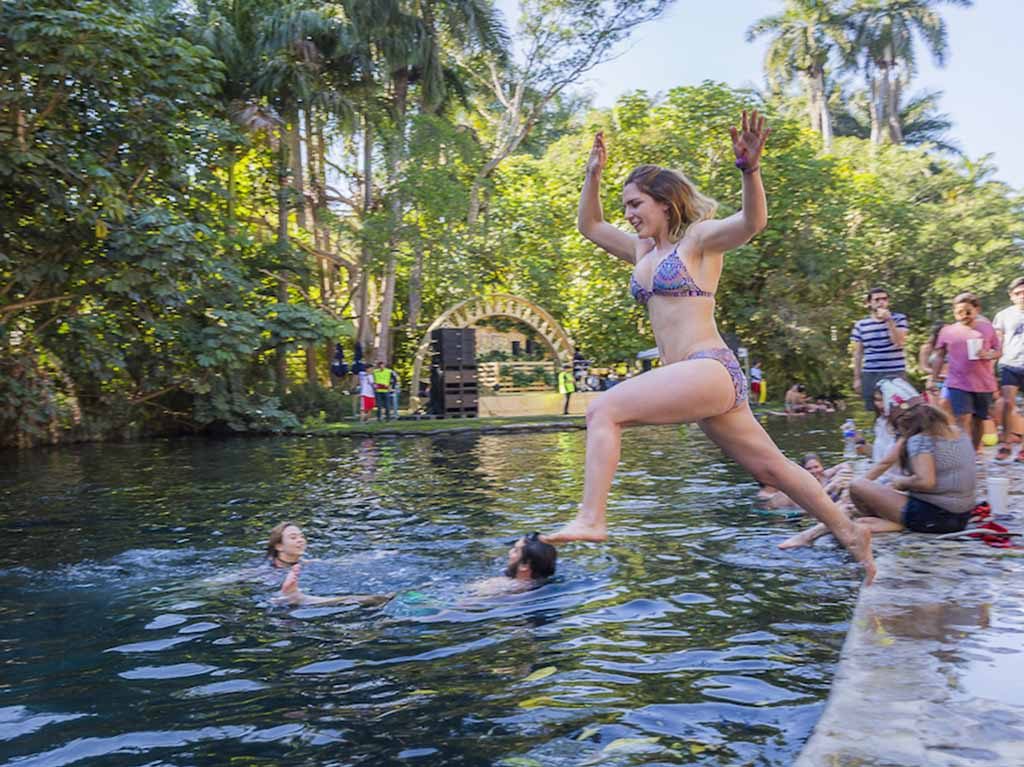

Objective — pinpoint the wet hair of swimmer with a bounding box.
[505,533,558,579]
[265,520,297,561]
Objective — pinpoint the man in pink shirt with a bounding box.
[931,292,1001,450]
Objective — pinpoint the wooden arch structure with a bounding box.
[410,294,575,410]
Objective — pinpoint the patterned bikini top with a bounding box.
[629,247,714,306]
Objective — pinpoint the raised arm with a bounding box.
[577,131,637,264]
[692,110,771,254]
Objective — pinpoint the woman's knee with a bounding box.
[749,458,792,488]
[850,477,868,498]
[585,398,617,430]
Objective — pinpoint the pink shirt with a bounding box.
[936,320,1000,392]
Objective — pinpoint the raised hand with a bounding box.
[586,131,607,177]
[730,110,771,172]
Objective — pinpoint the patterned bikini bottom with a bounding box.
[686,347,748,410]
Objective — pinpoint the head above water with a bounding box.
[266,521,307,565]
[800,453,825,479]
[622,164,717,241]
[505,532,557,580]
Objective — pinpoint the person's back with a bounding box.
[905,429,976,513]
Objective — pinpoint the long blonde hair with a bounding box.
[624,164,718,240]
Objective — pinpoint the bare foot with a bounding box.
[280,563,301,596]
[542,517,607,544]
[838,523,876,586]
[779,523,827,549]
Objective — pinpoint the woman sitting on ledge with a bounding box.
[782,403,976,547]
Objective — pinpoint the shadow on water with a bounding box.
[0,414,862,766]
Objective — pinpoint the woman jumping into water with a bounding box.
[545,111,875,584]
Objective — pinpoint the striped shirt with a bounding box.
[851,313,908,372]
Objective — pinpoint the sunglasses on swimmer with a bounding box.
[503,531,541,546]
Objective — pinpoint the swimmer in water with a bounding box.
[469,533,558,597]
[266,522,394,607]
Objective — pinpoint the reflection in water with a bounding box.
[870,601,990,643]
[1,418,864,766]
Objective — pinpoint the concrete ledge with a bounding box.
[796,478,1024,766]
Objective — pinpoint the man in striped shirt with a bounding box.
[851,287,909,411]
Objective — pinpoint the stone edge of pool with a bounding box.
[795,500,1024,767]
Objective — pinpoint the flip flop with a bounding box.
[995,445,1013,463]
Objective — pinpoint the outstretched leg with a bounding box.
[700,406,876,585]
[545,358,736,543]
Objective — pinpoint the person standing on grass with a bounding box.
[749,359,763,403]
[558,364,576,415]
[358,367,376,423]
[851,287,909,413]
[993,277,1024,462]
[931,292,1000,452]
[372,359,396,421]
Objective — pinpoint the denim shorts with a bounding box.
[946,388,992,419]
[1000,365,1024,389]
[902,496,970,534]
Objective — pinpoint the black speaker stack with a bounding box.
[430,328,478,417]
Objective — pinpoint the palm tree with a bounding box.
[748,0,844,151]
[338,0,509,361]
[832,86,961,154]
[844,0,972,144]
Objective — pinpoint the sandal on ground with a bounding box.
[995,445,1013,463]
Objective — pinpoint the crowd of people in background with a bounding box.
[768,279,1024,550]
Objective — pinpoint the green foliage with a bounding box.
[0,0,348,446]
[281,383,355,423]
[2,0,1021,446]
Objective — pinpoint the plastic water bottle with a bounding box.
[842,418,857,457]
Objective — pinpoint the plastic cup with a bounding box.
[987,476,1009,516]
[967,337,982,360]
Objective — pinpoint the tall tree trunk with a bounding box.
[289,118,307,230]
[305,108,334,386]
[887,71,903,144]
[357,116,375,353]
[813,69,833,152]
[868,71,884,145]
[375,68,410,365]
[286,114,316,384]
[408,243,423,331]
[377,252,397,363]
[803,72,822,134]
[275,136,291,396]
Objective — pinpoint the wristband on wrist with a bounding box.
[734,157,760,174]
